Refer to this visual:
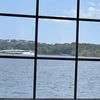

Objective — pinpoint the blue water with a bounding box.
[37,60,74,98]
[78,61,100,98]
[0,59,100,98]
[0,59,33,98]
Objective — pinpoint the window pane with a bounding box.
[80,0,100,19]
[38,19,76,58]
[0,59,33,98]
[79,22,100,58]
[78,61,100,98]
[39,0,77,17]
[0,0,36,15]
[0,17,35,57]
[36,60,75,98]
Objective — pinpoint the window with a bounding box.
[0,59,34,98]
[78,61,100,98]
[80,0,100,19]
[37,19,76,58]
[0,0,100,100]
[0,0,36,15]
[36,60,75,98]
[39,0,77,17]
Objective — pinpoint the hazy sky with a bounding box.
[0,0,100,44]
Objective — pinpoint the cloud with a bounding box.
[88,6,95,11]
[62,9,76,17]
[80,1,100,18]
[81,6,100,18]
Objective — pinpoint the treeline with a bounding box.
[0,39,35,51]
[0,39,100,57]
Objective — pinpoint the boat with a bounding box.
[0,49,34,56]
[22,51,34,56]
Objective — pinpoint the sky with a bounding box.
[0,0,100,44]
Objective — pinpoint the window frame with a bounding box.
[0,0,100,99]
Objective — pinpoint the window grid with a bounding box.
[0,0,100,99]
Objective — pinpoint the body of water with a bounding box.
[0,58,100,98]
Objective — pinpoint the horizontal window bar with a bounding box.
[79,18,100,22]
[0,13,36,18]
[0,55,34,59]
[0,55,100,61]
[78,58,100,61]
[0,98,33,100]
[39,17,100,22]
[38,16,76,21]
[0,13,99,22]
[33,98,100,100]
[0,13,77,20]
[0,56,75,60]
[36,57,75,60]
[0,98,99,100]
[35,98,74,100]
[37,57,100,62]
[0,13,100,22]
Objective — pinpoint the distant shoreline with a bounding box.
[0,39,100,57]
[0,53,100,59]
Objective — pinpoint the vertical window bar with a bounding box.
[33,0,39,99]
[74,0,80,99]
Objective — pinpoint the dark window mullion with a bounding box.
[33,0,39,99]
[74,0,80,99]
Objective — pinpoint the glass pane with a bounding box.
[36,60,75,98]
[0,58,33,98]
[0,16,35,57]
[0,0,36,15]
[78,61,100,98]
[80,0,100,19]
[38,19,76,58]
[79,22,100,58]
[39,0,77,17]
